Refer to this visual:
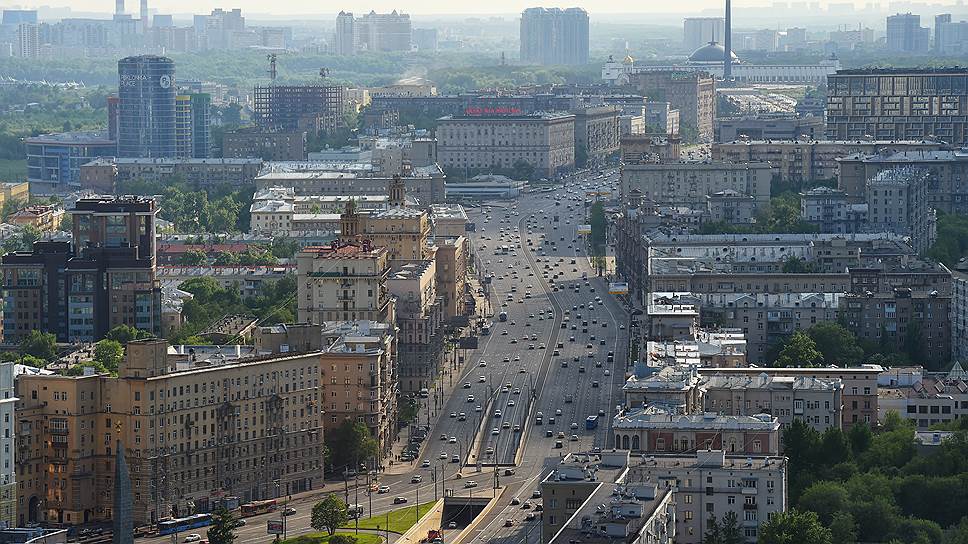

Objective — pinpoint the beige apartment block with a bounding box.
[296,240,392,324]
[15,340,325,527]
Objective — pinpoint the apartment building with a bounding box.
[222,130,307,161]
[387,261,445,393]
[704,366,880,427]
[434,236,470,322]
[621,161,771,209]
[627,450,788,544]
[0,363,15,529]
[8,205,65,233]
[630,71,715,141]
[837,149,968,215]
[81,157,263,193]
[296,240,392,324]
[877,366,968,428]
[611,403,780,455]
[701,374,843,432]
[318,321,397,457]
[714,114,824,143]
[573,106,621,165]
[800,187,866,234]
[253,163,446,206]
[826,68,968,146]
[2,196,162,344]
[430,204,469,238]
[15,340,325,526]
[436,113,576,179]
[712,139,945,185]
[952,264,968,362]
[622,365,703,412]
[842,263,952,369]
[865,168,937,254]
[706,190,756,225]
[541,451,675,544]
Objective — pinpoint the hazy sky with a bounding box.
[0,0,857,16]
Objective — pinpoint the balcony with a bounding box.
[743,502,758,510]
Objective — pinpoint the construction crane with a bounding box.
[267,54,277,81]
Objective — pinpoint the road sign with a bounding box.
[577,224,592,234]
[267,519,284,535]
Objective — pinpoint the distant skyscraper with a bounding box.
[1,9,38,25]
[683,17,724,50]
[15,23,38,58]
[335,11,355,55]
[936,13,952,51]
[887,12,930,52]
[359,10,411,52]
[520,7,589,66]
[117,55,176,158]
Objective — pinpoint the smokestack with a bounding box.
[724,0,732,81]
[115,0,124,16]
[140,0,148,31]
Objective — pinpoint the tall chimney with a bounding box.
[724,0,732,81]
[115,0,124,16]
[140,0,148,29]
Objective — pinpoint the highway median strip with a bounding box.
[340,501,436,534]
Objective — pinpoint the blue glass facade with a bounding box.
[117,55,177,158]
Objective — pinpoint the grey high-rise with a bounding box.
[520,7,589,65]
[117,55,176,158]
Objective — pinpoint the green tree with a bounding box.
[945,517,968,544]
[20,330,57,362]
[721,511,743,544]
[828,511,858,544]
[214,251,239,266]
[798,481,849,524]
[310,495,349,536]
[329,536,358,544]
[326,420,379,471]
[104,324,154,345]
[847,422,873,457]
[589,201,607,256]
[818,427,852,467]
[206,505,241,544]
[704,514,723,544]
[774,330,822,367]
[511,159,535,181]
[93,339,124,374]
[179,249,208,265]
[806,322,864,366]
[758,510,831,544]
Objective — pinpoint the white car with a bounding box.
[184,536,202,543]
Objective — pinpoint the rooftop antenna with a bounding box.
[267,53,277,81]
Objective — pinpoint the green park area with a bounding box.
[282,532,383,544]
[342,501,436,534]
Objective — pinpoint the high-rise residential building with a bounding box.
[865,167,937,254]
[358,10,411,52]
[174,93,210,159]
[683,17,724,50]
[630,71,716,141]
[253,84,345,136]
[2,9,37,25]
[117,55,176,158]
[1,196,162,344]
[520,7,589,66]
[826,68,968,145]
[15,23,38,58]
[335,11,355,55]
[936,13,952,51]
[886,12,930,53]
[15,339,326,527]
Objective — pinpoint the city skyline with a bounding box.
[4,0,968,17]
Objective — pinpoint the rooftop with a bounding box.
[700,373,843,392]
[300,240,387,259]
[612,403,779,431]
[26,130,114,145]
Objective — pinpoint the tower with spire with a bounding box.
[389,175,406,208]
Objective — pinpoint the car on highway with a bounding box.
[378,485,390,494]
[394,497,409,504]
[449,436,457,443]
[421,460,430,468]
[440,452,448,459]
[466,395,475,403]
[502,422,511,429]
[570,434,579,441]
[184,535,202,543]
[476,405,482,412]
[452,455,460,463]
[284,507,297,516]
[486,446,494,455]
[463,382,471,388]
[492,427,500,435]
[479,376,486,382]
[464,480,478,488]
[504,519,513,527]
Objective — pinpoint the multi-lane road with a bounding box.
[143,167,629,544]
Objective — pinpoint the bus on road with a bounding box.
[158,514,213,535]
[241,500,277,517]
[348,504,365,519]
[585,415,599,430]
